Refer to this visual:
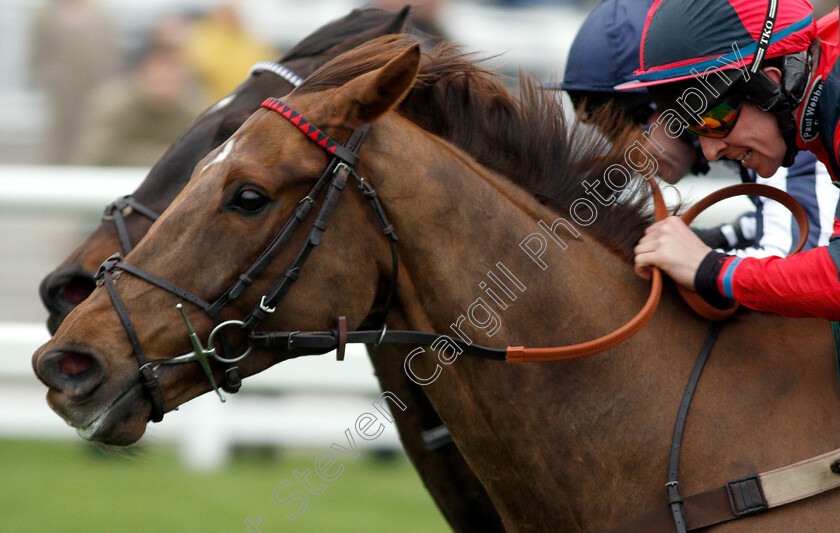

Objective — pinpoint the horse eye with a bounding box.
[231,188,269,214]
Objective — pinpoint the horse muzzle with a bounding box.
[32,340,154,445]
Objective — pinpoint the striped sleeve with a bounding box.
[713,234,840,319]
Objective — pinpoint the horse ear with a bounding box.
[334,43,421,126]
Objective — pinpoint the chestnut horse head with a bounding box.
[38,7,410,335]
[32,38,418,443]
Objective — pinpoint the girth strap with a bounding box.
[611,447,840,532]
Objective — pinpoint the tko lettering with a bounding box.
[761,21,773,45]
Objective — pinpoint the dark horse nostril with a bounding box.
[61,275,96,304]
[39,267,96,334]
[35,350,105,399]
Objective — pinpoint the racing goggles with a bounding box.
[685,92,743,139]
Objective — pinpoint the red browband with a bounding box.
[261,98,360,166]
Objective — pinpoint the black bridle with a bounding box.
[102,196,161,255]
[94,97,396,422]
[93,63,307,408]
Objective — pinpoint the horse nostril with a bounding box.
[59,352,94,376]
[40,269,96,334]
[35,350,105,398]
[61,275,96,305]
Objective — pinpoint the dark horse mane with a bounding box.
[281,7,410,62]
[296,35,654,259]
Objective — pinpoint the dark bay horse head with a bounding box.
[38,7,410,335]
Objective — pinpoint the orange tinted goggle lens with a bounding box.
[686,100,741,139]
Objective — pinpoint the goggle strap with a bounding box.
[751,0,779,75]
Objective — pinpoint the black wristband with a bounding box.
[694,251,736,309]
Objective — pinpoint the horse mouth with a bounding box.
[67,382,151,446]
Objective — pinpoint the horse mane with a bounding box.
[296,35,654,260]
[281,7,409,62]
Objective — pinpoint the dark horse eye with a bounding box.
[231,188,270,214]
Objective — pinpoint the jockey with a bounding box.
[563,0,836,258]
[562,0,709,184]
[624,0,840,319]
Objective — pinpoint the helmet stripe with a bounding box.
[635,13,813,82]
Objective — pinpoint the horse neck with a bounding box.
[364,114,650,345]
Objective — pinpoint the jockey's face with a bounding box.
[697,101,787,178]
[644,111,695,184]
[696,67,788,178]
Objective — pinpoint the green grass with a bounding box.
[0,439,450,533]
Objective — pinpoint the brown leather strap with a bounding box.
[507,178,667,363]
[611,445,840,532]
[677,183,809,321]
[610,487,736,532]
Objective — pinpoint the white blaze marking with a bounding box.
[210,93,236,112]
[202,139,235,173]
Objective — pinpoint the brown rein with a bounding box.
[675,183,810,321]
[505,180,810,363]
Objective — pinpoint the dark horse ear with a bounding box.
[334,43,421,126]
[385,5,411,34]
[327,6,411,57]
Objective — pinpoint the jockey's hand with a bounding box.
[633,216,711,289]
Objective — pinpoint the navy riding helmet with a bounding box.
[560,0,710,174]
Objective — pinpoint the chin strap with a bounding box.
[778,47,819,167]
[742,38,813,168]
[778,110,801,167]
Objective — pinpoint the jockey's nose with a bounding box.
[34,348,106,399]
[698,136,727,162]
